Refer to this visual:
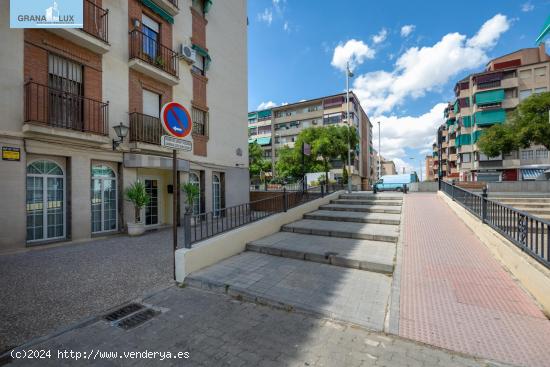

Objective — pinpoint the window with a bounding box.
[519,69,532,80]
[141,14,159,60]
[521,150,534,160]
[91,165,117,233]
[192,107,208,136]
[192,54,206,75]
[534,87,547,94]
[323,112,344,125]
[26,160,65,242]
[142,89,161,118]
[461,153,471,163]
[212,173,221,217]
[307,105,321,112]
[48,54,83,130]
[536,149,549,159]
[519,89,532,101]
[535,67,546,77]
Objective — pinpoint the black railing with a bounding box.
[129,112,162,145]
[129,29,179,77]
[440,180,550,269]
[183,184,345,247]
[24,81,108,135]
[83,0,109,43]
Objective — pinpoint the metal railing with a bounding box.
[183,184,344,247]
[83,0,109,43]
[129,112,162,145]
[129,29,179,77]
[24,81,108,135]
[440,180,550,268]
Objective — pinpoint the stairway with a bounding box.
[186,192,403,331]
[492,196,550,220]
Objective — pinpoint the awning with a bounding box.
[192,44,212,69]
[204,0,213,14]
[248,138,256,144]
[535,15,550,44]
[140,0,174,24]
[257,137,271,146]
[521,168,545,180]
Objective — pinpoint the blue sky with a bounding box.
[247,0,550,174]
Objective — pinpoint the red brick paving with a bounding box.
[400,194,550,367]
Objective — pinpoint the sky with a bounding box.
[247,0,550,175]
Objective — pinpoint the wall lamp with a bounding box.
[112,122,129,150]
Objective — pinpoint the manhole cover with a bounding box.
[103,303,144,322]
[117,309,158,330]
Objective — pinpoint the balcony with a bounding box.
[449,154,457,161]
[502,97,519,109]
[24,81,109,141]
[129,29,179,85]
[48,0,110,54]
[150,0,179,16]
[129,112,163,146]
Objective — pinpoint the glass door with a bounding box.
[212,174,221,217]
[26,161,65,242]
[144,179,159,225]
[91,165,117,233]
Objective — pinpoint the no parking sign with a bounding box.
[160,102,193,151]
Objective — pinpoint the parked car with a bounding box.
[373,173,418,193]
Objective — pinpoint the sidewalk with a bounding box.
[8,287,505,367]
[400,193,550,367]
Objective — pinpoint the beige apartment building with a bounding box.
[0,0,248,252]
[248,92,374,187]
[425,155,435,181]
[432,44,550,182]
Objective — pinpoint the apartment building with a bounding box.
[0,0,248,252]
[425,155,436,181]
[432,44,550,182]
[248,92,374,186]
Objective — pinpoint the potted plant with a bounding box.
[124,181,150,236]
[181,182,200,215]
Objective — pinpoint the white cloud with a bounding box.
[257,8,273,25]
[372,28,388,44]
[521,2,534,12]
[372,103,446,164]
[331,39,375,72]
[257,101,277,110]
[392,158,414,174]
[467,14,509,48]
[400,24,415,37]
[283,21,290,32]
[351,14,510,115]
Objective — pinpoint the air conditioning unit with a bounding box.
[179,44,196,64]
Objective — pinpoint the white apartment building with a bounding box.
[0,0,248,252]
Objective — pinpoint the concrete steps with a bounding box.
[282,219,399,243]
[246,232,395,274]
[339,193,403,201]
[331,199,403,206]
[320,203,402,214]
[186,252,392,331]
[303,210,401,225]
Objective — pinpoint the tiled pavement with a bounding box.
[400,193,550,367]
[8,287,509,367]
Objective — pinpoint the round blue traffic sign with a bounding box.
[160,102,192,138]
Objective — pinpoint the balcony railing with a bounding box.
[24,81,108,135]
[129,29,179,77]
[83,0,109,43]
[129,112,163,145]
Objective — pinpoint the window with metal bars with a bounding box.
[192,107,208,136]
[48,54,84,130]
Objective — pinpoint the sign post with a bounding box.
[160,102,193,280]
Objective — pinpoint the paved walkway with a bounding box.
[0,230,176,353]
[8,287,506,367]
[400,193,550,367]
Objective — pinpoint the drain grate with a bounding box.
[117,309,158,330]
[103,303,144,322]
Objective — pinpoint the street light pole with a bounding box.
[377,121,381,180]
[346,61,353,193]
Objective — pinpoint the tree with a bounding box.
[248,142,271,180]
[478,92,550,157]
[275,125,355,183]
